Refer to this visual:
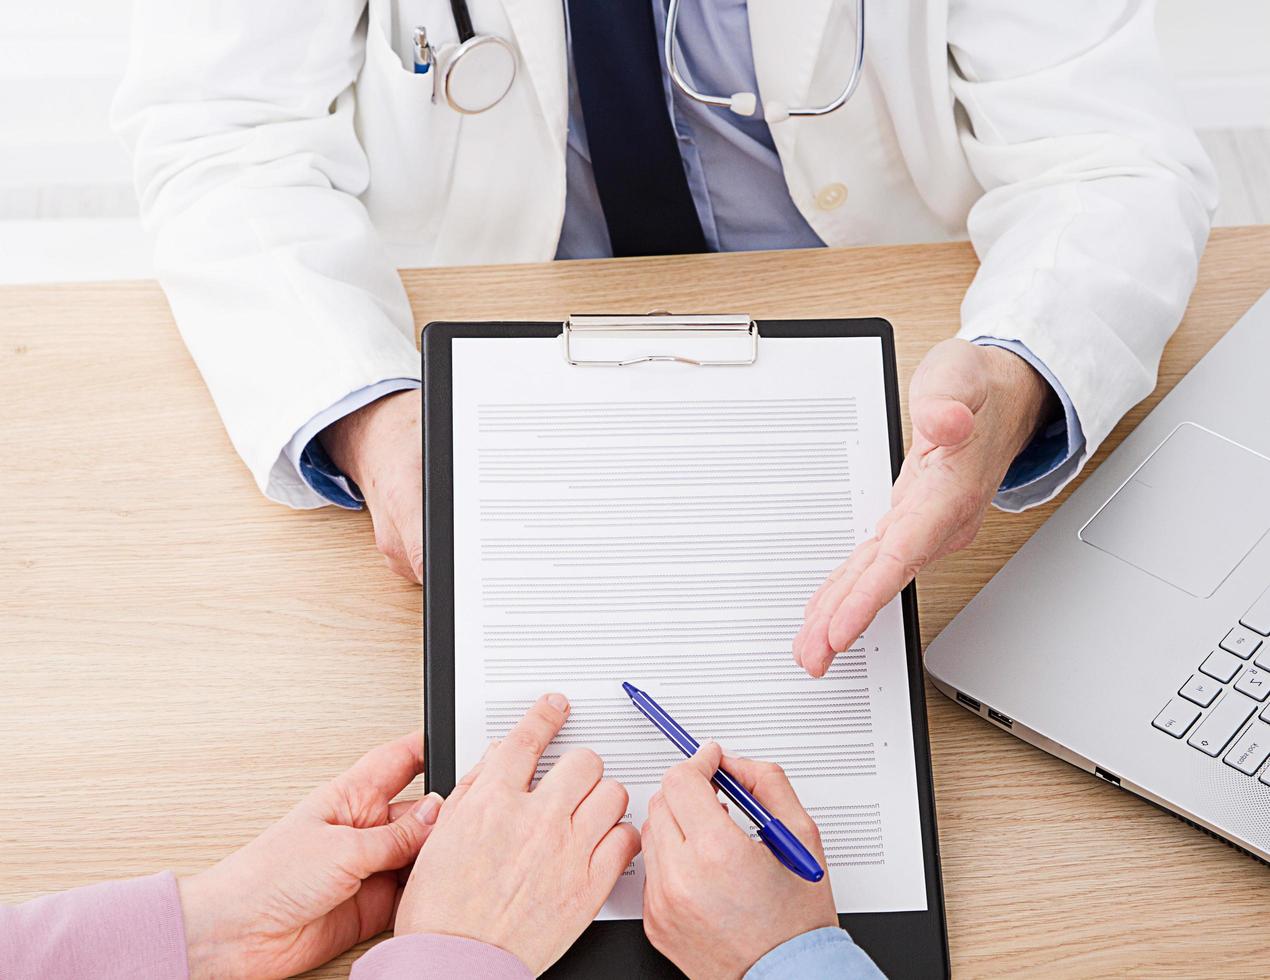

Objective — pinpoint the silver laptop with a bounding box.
[925,289,1270,862]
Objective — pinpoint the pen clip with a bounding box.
[413,25,434,75]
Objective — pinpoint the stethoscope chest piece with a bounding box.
[413,7,517,116]
[441,34,517,114]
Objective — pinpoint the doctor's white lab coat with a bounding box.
[113,0,1217,508]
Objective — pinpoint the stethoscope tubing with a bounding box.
[664,0,866,119]
[444,0,866,119]
[449,0,476,44]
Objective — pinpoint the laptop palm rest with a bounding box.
[1078,422,1270,598]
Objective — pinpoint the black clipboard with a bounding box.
[423,318,950,979]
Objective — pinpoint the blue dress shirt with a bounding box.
[295,0,1083,508]
[745,927,885,979]
[287,377,419,509]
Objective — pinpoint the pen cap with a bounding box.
[757,819,825,883]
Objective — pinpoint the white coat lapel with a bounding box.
[746,0,835,153]
[498,0,569,143]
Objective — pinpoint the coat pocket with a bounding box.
[355,0,463,249]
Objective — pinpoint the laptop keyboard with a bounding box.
[1153,584,1270,781]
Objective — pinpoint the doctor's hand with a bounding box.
[177,733,440,980]
[394,694,642,974]
[642,743,838,980]
[321,389,424,583]
[794,339,1055,677]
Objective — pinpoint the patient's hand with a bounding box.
[641,744,837,979]
[178,733,439,980]
[394,694,640,974]
[794,339,1054,676]
[321,388,423,583]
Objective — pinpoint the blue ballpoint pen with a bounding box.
[621,681,825,883]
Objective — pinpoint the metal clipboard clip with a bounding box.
[562,312,758,367]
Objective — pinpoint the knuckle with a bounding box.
[568,747,604,777]
[756,762,792,793]
[663,762,695,791]
[602,778,629,811]
[383,817,415,854]
[876,541,925,578]
[754,760,787,787]
[662,865,693,903]
[509,728,545,756]
[610,824,640,865]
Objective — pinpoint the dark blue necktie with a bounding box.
[567,0,707,257]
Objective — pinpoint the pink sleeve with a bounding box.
[0,871,188,980]
[352,933,534,979]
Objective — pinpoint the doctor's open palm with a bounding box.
[794,339,1057,676]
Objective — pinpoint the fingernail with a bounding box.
[413,793,442,826]
[546,693,569,712]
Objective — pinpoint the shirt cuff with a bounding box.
[282,379,421,510]
[350,933,533,979]
[970,337,1087,513]
[744,926,883,980]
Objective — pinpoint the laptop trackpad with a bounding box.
[1080,423,1270,598]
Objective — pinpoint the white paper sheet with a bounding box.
[451,335,927,918]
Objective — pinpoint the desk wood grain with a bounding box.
[3,227,1270,978]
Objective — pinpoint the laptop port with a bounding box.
[1095,767,1121,785]
[955,691,981,712]
[987,708,1013,729]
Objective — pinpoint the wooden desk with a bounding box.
[3,227,1270,978]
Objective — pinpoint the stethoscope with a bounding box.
[412,1,518,114]
[667,0,866,124]
[418,0,866,122]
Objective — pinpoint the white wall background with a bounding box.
[1157,0,1270,129]
[0,0,135,219]
[0,0,1266,282]
[1157,0,1270,76]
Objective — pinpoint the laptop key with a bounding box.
[1225,722,1270,775]
[1188,691,1257,757]
[1236,666,1270,702]
[1241,585,1270,636]
[1254,645,1270,672]
[1179,673,1221,708]
[1200,648,1242,683]
[1220,625,1263,659]
[1153,698,1201,738]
